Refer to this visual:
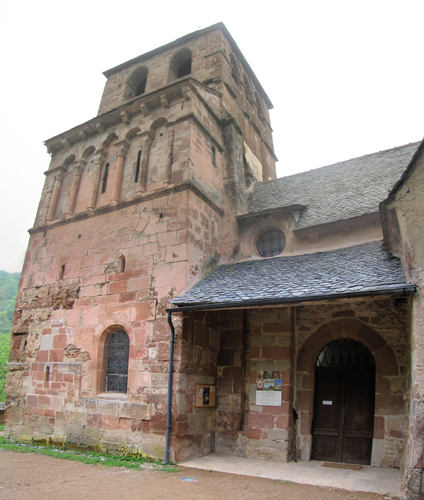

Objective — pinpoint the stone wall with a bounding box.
[172,311,220,461]
[385,147,424,498]
[173,307,295,462]
[215,311,248,455]
[6,188,221,458]
[246,308,294,461]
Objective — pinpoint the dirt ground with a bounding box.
[0,450,395,500]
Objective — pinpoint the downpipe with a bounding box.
[162,311,175,465]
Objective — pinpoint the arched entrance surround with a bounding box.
[295,318,401,466]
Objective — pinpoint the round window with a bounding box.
[256,229,286,258]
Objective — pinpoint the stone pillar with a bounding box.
[222,118,247,213]
[111,140,130,204]
[87,152,106,211]
[65,160,86,218]
[136,132,155,195]
[46,168,65,223]
[164,128,174,186]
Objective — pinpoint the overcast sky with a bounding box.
[1,0,423,273]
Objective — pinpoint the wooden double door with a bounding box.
[311,366,375,464]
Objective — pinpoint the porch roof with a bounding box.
[170,241,415,309]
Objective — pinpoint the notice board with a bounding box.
[195,384,216,408]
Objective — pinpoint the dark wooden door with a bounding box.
[312,366,375,464]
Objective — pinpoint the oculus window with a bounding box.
[256,229,285,258]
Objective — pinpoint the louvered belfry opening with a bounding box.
[105,330,130,393]
[316,338,375,368]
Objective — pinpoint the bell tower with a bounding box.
[7,23,277,460]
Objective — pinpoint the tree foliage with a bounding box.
[0,270,20,402]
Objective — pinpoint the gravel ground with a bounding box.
[0,450,395,500]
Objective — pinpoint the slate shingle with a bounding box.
[171,242,412,306]
[248,143,420,229]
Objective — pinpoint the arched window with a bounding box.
[169,48,192,81]
[255,93,265,120]
[101,163,109,193]
[127,66,149,99]
[211,146,216,167]
[230,53,241,84]
[243,74,255,105]
[104,330,130,393]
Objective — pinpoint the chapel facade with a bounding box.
[5,23,424,499]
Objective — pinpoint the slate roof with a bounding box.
[248,142,420,229]
[171,242,413,307]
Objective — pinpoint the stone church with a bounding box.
[5,23,424,498]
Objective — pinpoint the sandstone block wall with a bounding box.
[6,188,221,457]
[384,148,424,497]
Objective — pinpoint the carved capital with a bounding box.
[74,159,87,174]
[94,150,107,167]
[55,168,66,183]
[140,103,150,116]
[115,140,130,158]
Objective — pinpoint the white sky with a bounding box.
[0,0,423,273]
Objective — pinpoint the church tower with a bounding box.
[7,24,276,458]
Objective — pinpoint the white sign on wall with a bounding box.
[256,370,283,406]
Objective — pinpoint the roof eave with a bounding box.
[167,285,416,313]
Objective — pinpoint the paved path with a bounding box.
[180,454,402,497]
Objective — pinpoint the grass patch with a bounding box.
[0,424,5,432]
[0,436,179,472]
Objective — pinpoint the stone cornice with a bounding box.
[44,78,223,156]
[29,181,225,235]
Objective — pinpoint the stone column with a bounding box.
[136,132,155,195]
[65,160,86,218]
[111,140,130,205]
[46,168,65,223]
[164,128,174,186]
[87,152,106,211]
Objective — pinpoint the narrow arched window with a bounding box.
[230,53,241,84]
[211,146,216,167]
[135,150,141,183]
[120,255,126,273]
[255,93,265,120]
[105,330,130,393]
[101,163,109,193]
[243,74,255,105]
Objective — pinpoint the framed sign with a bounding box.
[195,384,216,408]
[256,370,283,406]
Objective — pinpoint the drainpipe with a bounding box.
[162,311,175,465]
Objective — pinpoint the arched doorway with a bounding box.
[311,338,375,465]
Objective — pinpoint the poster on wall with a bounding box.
[256,371,283,406]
